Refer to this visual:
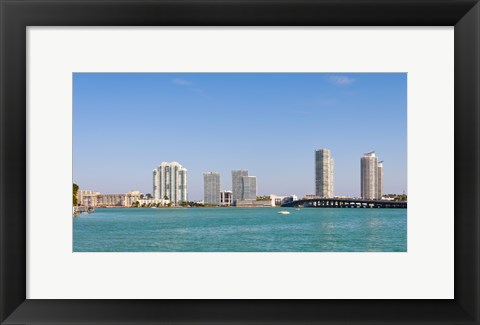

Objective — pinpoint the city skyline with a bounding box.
[73,73,407,200]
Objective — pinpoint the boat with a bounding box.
[277,211,290,215]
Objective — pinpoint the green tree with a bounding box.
[73,183,79,206]
[131,201,140,207]
[140,194,144,199]
[146,193,152,199]
[256,195,271,201]
[164,195,169,200]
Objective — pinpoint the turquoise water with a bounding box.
[73,208,407,252]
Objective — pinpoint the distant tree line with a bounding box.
[130,201,206,208]
[384,193,407,201]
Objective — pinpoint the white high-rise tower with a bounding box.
[153,161,188,205]
[315,149,334,198]
[377,161,384,199]
[361,152,383,200]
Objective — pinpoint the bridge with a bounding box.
[281,197,407,209]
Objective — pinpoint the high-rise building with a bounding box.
[231,170,257,205]
[361,152,383,200]
[204,172,220,205]
[242,176,257,200]
[232,169,248,205]
[153,161,188,205]
[377,161,384,199]
[315,149,334,198]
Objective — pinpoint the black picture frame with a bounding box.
[1,0,479,324]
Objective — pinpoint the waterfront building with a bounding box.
[281,195,298,205]
[153,162,188,205]
[78,190,100,207]
[220,190,232,206]
[124,191,142,207]
[97,193,127,206]
[270,194,287,206]
[137,198,169,207]
[231,169,248,205]
[361,151,384,199]
[377,161,384,199]
[236,198,274,207]
[315,149,334,198]
[78,190,141,207]
[231,170,258,205]
[242,176,257,200]
[204,172,220,205]
[97,191,141,207]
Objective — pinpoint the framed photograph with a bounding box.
[72,71,408,253]
[1,0,479,324]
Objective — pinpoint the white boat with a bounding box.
[277,211,290,215]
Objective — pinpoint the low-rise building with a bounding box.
[137,198,169,207]
[270,194,287,206]
[281,195,298,205]
[125,191,142,206]
[78,190,141,207]
[78,190,100,207]
[97,194,124,206]
[236,198,274,207]
[220,190,232,206]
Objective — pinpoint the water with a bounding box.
[73,208,407,252]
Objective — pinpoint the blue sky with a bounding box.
[73,73,407,200]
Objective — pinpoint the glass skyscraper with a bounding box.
[232,169,248,205]
[241,176,257,200]
[231,169,257,205]
[315,149,334,198]
[203,172,220,205]
[153,161,188,205]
